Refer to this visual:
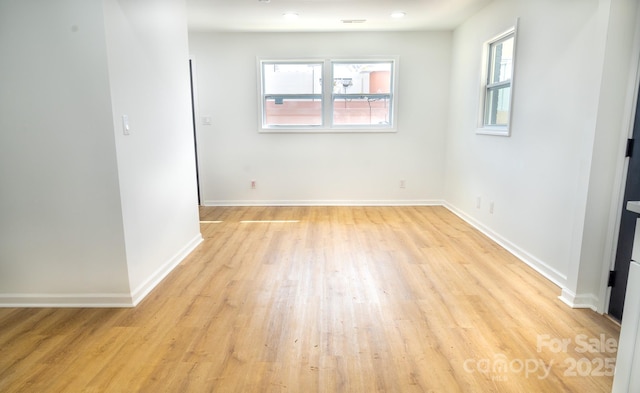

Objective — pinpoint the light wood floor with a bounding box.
[0,206,620,392]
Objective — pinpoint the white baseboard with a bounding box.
[0,233,203,308]
[558,288,599,311]
[0,293,135,308]
[202,199,444,207]
[443,202,568,290]
[130,233,204,306]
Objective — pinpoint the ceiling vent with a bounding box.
[341,19,366,24]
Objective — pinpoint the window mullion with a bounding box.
[323,60,332,127]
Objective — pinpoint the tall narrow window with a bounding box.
[479,25,517,136]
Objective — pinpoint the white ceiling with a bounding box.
[186,0,493,32]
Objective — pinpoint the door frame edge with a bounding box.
[598,4,640,315]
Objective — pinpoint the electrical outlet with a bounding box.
[400,180,406,189]
[251,180,256,189]
[489,201,495,214]
[476,197,481,209]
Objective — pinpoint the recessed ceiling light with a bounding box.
[391,11,406,18]
[283,12,299,19]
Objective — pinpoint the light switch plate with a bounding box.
[122,115,130,135]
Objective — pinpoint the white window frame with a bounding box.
[477,21,519,136]
[259,59,325,130]
[258,57,399,133]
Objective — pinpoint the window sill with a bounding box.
[476,126,510,137]
[259,127,398,134]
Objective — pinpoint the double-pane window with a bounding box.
[262,62,323,127]
[332,62,393,127]
[479,26,517,136]
[484,34,514,127]
[259,59,396,132]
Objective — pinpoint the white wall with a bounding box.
[0,0,130,304]
[103,0,203,304]
[444,0,639,311]
[189,32,451,205]
[0,0,202,307]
